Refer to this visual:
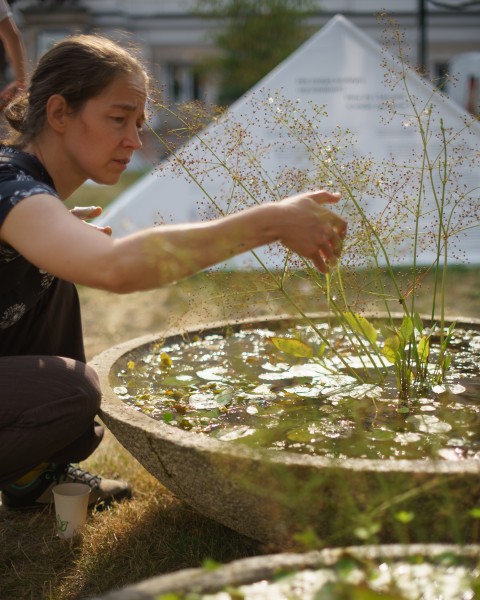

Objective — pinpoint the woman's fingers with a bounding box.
[70,205,102,220]
[278,190,347,272]
[311,253,329,274]
[328,230,344,256]
[309,190,342,205]
[84,222,112,236]
[99,225,112,236]
[69,206,111,235]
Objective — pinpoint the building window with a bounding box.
[166,64,202,103]
[433,61,449,91]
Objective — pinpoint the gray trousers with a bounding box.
[0,279,103,487]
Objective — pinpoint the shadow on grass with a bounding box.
[1,486,268,600]
[62,490,267,600]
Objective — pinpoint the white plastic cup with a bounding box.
[52,482,91,539]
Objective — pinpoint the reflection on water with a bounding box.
[112,322,480,461]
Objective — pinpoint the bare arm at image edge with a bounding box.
[0,1,26,104]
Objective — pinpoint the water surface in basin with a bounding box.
[112,322,480,461]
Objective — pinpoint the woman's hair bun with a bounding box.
[3,92,28,133]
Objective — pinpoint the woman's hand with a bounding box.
[277,190,346,273]
[70,205,112,236]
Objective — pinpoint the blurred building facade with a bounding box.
[10,0,480,104]
[7,0,480,165]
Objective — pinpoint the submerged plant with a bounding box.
[146,14,480,401]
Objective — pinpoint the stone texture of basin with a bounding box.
[91,314,480,545]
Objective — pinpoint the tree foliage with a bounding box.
[195,0,317,105]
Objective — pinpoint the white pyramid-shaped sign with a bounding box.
[96,14,480,268]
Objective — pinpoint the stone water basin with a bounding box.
[91,313,480,545]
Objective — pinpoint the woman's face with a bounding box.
[62,72,147,186]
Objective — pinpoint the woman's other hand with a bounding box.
[70,205,112,236]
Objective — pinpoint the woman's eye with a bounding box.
[111,116,125,124]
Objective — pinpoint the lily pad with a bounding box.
[189,393,222,410]
[406,414,453,434]
[366,428,396,441]
[284,385,324,398]
[113,386,129,397]
[196,366,230,381]
[216,425,256,441]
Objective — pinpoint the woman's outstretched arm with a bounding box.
[0,189,346,293]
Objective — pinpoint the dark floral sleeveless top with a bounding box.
[0,146,59,329]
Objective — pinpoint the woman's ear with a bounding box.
[45,94,69,133]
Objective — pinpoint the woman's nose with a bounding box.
[123,126,143,150]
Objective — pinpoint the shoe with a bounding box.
[1,463,132,511]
